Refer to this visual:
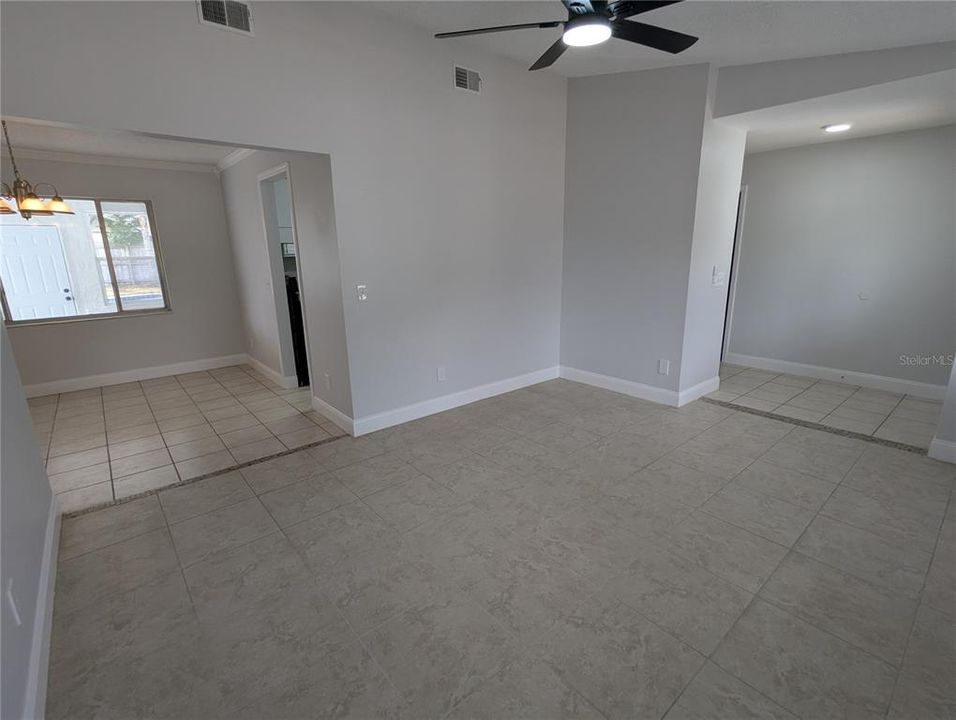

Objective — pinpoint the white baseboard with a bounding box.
[22,496,60,720]
[929,437,956,465]
[352,367,560,436]
[559,366,680,407]
[244,355,298,389]
[677,376,720,406]
[724,352,946,400]
[311,395,354,436]
[23,354,249,397]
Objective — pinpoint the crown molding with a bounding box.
[1,146,219,173]
[216,148,257,172]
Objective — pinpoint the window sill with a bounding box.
[4,308,173,328]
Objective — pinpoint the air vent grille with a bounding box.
[454,66,481,93]
[198,0,253,34]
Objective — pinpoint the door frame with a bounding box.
[257,162,313,386]
[721,184,748,361]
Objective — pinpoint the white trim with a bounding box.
[10,146,217,173]
[22,497,60,720]
[929,437,956,464]
[245,354,298,390]
[677,376,720,406]
[256,162,308,383]
[311,395,354,436]
[723,352,946,400]
[559,366,679,407]
[216,148,256,172]
[352,367,560,436]
[23,354,248,397]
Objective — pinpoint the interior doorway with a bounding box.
[259,167,310,387]
[720,185,747,361]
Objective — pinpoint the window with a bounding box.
[0,199,170,323]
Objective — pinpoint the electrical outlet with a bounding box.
[356,285,368,301]
[323,373,331,391]
[437,366,446,382]
[658,359,670,376]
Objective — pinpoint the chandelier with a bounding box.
[1,120,74,219]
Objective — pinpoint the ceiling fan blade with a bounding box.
[609,1,684,20]
[529,37,569,71]
[435,21,561,39]
[611,20,698,53]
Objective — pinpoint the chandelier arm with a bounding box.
[31,182,61,197]
[1,120,23,180]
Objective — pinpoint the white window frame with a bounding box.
[0,197,173,326]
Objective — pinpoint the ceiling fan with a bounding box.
[435,0,698,71]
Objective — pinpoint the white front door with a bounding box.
[0,224,78,320]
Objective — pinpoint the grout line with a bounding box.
[870,391,908,439]
[701,397,930,455]
[155,486,202,619]
[60,432,347,518]
[884,484,954,714]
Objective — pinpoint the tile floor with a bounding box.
[28,365,345,513]
[712,363,944,450]
[47,379,955,719]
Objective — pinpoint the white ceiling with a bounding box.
[736,69,956,153]
[376,1,956,77]
[0,120,238,166]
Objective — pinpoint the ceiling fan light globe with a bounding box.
[563,15,612,47]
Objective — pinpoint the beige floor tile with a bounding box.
[159,471,253,524]
[169,435,228,462]
[210,413,261,434]
[56,482,114,514]
[162,423,217,447]
[110,448,173,479]
[219,423,273,449]
[46,447,109,475]
[49,462,112,494]
[156,414,207,433]
[873,417,938,448]
[230,437,287,464]
[114,464,180,500]
[278,425,333,449]
[175,449,237,481]
[107,434,165,461]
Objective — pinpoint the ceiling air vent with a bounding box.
[198,0,253,35]
[454,66,481,94]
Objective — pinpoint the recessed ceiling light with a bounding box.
[563,15,612,47]
[822,123,852,133]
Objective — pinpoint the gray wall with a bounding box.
[1,156,246,389]
[561,64,711,391]
[1,325,54,719]
[1,1,567,421]
[729,125,956,386]
[220,150,354,417]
